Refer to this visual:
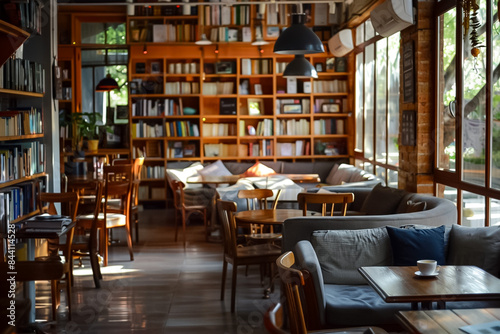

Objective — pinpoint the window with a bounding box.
[435,0,500,226]
[354,21,400,187]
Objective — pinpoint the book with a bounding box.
[23,214,72,229]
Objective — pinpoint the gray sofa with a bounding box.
[166,160,384,189]
[282,187,500,329]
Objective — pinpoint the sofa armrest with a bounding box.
[294,240,326,328]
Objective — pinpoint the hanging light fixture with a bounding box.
[95,74,119,92]
[195,33,212,45]
[274,12,324,55]
[283,54,318,78]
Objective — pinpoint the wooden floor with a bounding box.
[32,208,278,334]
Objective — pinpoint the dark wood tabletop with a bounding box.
[234,209,304,225]
[359,266,500,309]
[397,308,500,333]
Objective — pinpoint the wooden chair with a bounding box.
[297,192,354,216]
[171,180,210,247]
[273,251,387,334]
[237,188,282,237]
[36,191,79,320]
[112,157,144,243]
[71,180,104,288]
[217,199,281,313]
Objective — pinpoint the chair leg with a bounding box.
[90,250,102,288]
[182,210,187,248]
[135,214,139,244]
[124,221,134,261]
[66,273,72,320]
[174,209,179,242]
[103,228,109,267]
[51,280,58,320]
[231,264,238,313]
[220,260,227,301]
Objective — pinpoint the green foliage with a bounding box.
[71,113,107,140]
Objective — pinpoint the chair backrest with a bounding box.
[114,158,144,206]
[38,191,80,259]
[297,192,354,216]
[217,199,238,259]
[276,251,308,334]
[73,180,104,246]
[103,165,133,214]
[170,180,186,210]
[238,189,274,210]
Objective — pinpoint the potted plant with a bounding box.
[71,113,104,152]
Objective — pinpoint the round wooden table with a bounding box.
[235,209,304,225]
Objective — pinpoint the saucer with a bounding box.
[415,270,439,277]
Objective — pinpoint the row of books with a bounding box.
[132,121,164,139]
[277,141,311,157]
[200,4,251,26]
[166,121,199,137]
[0,141,45,182]
[202,123,237,137]
[0,58,45,93]
[133,2,197,16]
[150,23,198,43]
[241,59,271,75]
[132,98,185,117]
[313,119,345,135]
[248,140,273,157]
[276,119,310,136]
[140,166,165,180]
[313,80,348,93]
[239,119,273,137]
[202,82,234,95]
[0,182,37,232]
[208,27,239,43]
[165,81,199,95]
[1,0,43,34]
[266,4,289,26]
[0,108,43,137]
[276,99,311,115]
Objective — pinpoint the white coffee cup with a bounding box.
[417,259,437,275]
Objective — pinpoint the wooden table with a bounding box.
[397,308,500,333]
[358,266,500,310]
[234,209,304,225]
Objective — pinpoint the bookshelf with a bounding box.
[0,15,47,234]
[121,3,350,201]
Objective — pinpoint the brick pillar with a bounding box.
[398,0,435,194]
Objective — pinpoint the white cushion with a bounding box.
[167,162,204,189]
[198,160,232,177]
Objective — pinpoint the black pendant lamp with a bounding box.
[95,74,119,92]
[274,13,324,55]
[283,55,318,78]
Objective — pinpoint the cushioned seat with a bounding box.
[324,284,411,327]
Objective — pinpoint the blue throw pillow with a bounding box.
[386,225,446,266]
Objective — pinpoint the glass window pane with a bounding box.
[462,1,486,186]
[375,166,386,184]
[364,44,375,160]
[436,183,457,204]
[81,67,95,115]
[365,19,375,40]
[375,38,387,163]
[387,33,400,166]
[491,199,500,227]
[462,191,485,227]
[437,9,456,171]
[355,52,364,151]
[491,9,500,189]
[388,169,398,188]
[356,25,364,46]
[81,22,126,45]
[82,49,106,66]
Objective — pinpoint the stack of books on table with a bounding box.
[21,214,72,231]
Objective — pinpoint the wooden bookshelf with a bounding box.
[0,16,48,233]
